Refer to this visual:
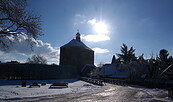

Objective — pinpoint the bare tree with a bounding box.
[27,54,47,64]
[0,0,42,48]
[97,62,104,68]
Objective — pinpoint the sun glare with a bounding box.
[87,19,110,42]
[94,22,109,34]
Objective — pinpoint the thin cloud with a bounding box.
[74,14,87,26]
[75,14,85,18]
[92,47,110,54]
[82,34,110,42]
[88,18,96,25]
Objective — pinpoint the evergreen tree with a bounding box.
[111,55,116,64]
[159,49,169,70]
[168,56,173,65]
[159,49,169,63]
[116,43,136,63]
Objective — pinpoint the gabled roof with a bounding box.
[61,39,93,51]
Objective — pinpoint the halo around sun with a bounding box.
[88,18,109,35]
[85,18,110,42]
[94,22,109,34]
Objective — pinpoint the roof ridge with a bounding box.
[61,39,93,51]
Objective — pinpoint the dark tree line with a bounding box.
[0,64,78,80]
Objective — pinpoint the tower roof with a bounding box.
[61,39,93,51]
[76,32,81,42]
[76,32,80,36]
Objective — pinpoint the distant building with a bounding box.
[60,32,94,71]
[99,64,130,79]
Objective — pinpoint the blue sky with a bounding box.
[29,0,173,64]
[1,0,173,65]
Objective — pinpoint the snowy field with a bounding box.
[0,79,173,102]
[0,79,106,100]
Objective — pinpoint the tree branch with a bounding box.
[5,23,15,30]
[0,18,9,20]
[0,0,42,48]
[0,30,18,35]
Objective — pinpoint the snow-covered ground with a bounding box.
[0,79,173,102]
[0,79,106,100]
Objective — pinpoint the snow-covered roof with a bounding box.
[61,39,93,51]
[99,64,130,78]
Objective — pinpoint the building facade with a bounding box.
[60,32,94,71]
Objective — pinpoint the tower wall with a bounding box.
[60,46,94,71]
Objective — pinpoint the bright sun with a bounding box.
[94,22,109,34]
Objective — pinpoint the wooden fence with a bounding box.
[80,77,103,86]
[102,78,127,86]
